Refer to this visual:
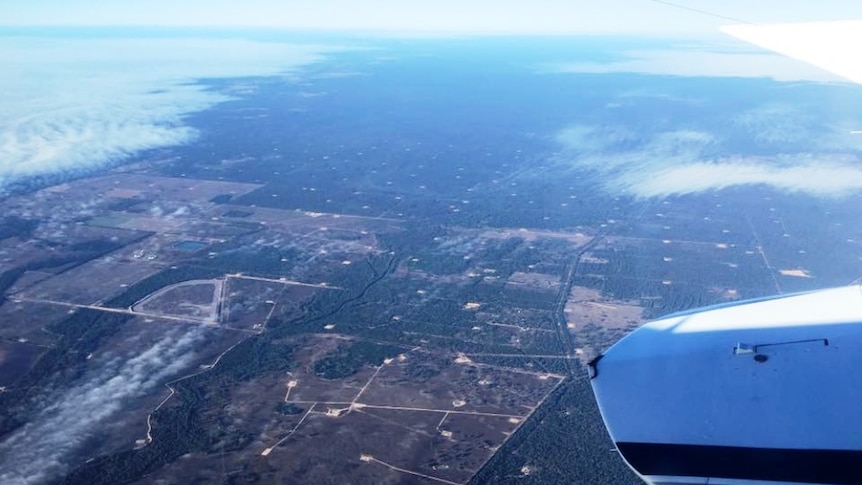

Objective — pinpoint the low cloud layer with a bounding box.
[0,326,204,483]
[541,41,845,83]
[554,124,862,198]
[0,34,341,187]
[543,39,862,199]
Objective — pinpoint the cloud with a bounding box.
[541,42,846,83]
[0,34,344,188]
[625,157,862,198]
[553,124,862,198]
[0,326,204,483]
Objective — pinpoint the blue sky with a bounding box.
[2,0,861,34]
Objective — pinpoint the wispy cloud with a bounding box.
[0,34,343,187]
[616,89,706,105]
[553,124,862,198]
[0,326,203,483]
[732,103,862,151]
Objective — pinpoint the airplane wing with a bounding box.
[723,21,862,86]
[590,285,862,484]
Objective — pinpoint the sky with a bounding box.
[2,0,862,35]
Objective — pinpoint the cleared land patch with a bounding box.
[133,279,221,323]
